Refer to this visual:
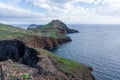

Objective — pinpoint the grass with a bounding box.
[0,24,41,40]
[21,73,30,79]
[28,29,62,38]
[0,23,66,39]
[28,25,66,38]
[0,24,32,34]
[38,48,92,80]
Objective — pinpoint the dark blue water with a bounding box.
[53,24,120,80]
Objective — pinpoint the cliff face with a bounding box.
[0,39,39,67]
[26,36,72,50]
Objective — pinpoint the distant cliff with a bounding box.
[46,20,79,33]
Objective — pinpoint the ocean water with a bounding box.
[52,24,120,80]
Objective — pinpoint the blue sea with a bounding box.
[14,24,120,80]
[52,24,120,80]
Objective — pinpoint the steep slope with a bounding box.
[38,48,95,80]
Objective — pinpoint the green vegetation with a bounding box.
[0,23,65,39]
[38,48,92,79]
[21,73,30,79]
[0,24,41,40]
[28,28,65,38]
[28,24,66,38]
[0,24,32,34]
[13,64,19,71]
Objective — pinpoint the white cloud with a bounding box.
[0,2,46,18]
[0,0,120,24]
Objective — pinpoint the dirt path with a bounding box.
[46,55,55,73]
[45,55,69,79]
[36,49,69,79]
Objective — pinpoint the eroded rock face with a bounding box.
[26,36,72,50]
[0,39,39,67]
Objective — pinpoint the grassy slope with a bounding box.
[28,25,66,38]
[38,48,93,80]
[0,24,40,40]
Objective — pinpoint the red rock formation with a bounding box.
[26,36,72,50]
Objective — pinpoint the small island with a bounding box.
[0,20,95,80]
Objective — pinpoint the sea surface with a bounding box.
[52,24,120,80]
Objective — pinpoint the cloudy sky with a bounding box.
[0,0,120,24]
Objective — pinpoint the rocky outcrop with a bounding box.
[0,39,39,67]
[47,20,79,33]
[26,36,72,50]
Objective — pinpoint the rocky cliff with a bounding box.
[0,39,39,67]
[0,40,95,80]
[26,36,71,50]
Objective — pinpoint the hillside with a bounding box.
[0,23,95,80]
[0,23,39,40]
[28,20,79,38]
[46,20,79,33]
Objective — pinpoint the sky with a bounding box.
[0,0,120,24]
